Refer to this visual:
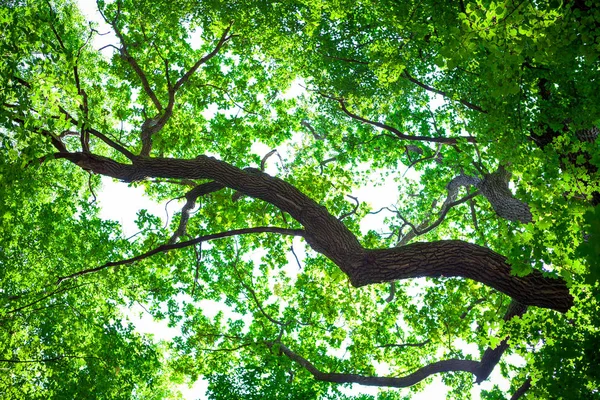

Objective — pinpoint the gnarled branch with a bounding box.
[56,152,573,312]
[273,300,525,388]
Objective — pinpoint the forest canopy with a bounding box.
[1,0,600,398]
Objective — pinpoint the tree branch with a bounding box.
[402,71,487,113]
[510,377,532,400]
[169,181,225,244]
[274,300,526,388]
[138,23,235,156]
[327,94,477,144]
[231,256,289,327]
[6,76,135,159]
[98,4,163,112]
[0,354,104,364]
[173,21,235,93]
[7,115,68,153]
[57,106,135,159]
[376,340,431,349]
[56,226,305,284]
[56,152,573,312]
[400,191,480,242]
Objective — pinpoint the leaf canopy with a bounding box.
[1,0,600,398]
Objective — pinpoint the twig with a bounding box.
[231,252,289,327]
[87,172,97,203]
[191,242,202,296]
[376,340,431,349]
[260,149,277,171]
[338,195,359,220]
[290,244,302,269]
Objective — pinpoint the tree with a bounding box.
[1,0,599,398]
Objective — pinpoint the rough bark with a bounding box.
[58,152,574,312]
[272,300,527,389]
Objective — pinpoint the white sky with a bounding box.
[75,1,517,398]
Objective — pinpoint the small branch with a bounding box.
[8,114,68,153]
[173,21,235,93]
[0,354,104,364]
[274,300,526,388]
[169,181,225,244]
[231,255,289,327]
[459,298,485,319]
[290,244,302,269]
[301,119,324,140]
[385,281,396,303]
[87,172,97,203]
[376,339,431,349]
[98,5,163,112]
[397,190,480,245]
[6,282,93,315]
[273,343,479,388]
[403,143,442,177]
[510,377,532,400]
[338,195,359,220]
[317,50,369,65]
[321,93,476,144]
[55,105,135,159]
[57,226,305,284]
[137,23,235,156]
[191,243,202,296]
[260,149,277,171]
[402,71,487,113]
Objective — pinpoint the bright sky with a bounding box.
[76,1,516,398]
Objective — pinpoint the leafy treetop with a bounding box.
[1,0,599,399]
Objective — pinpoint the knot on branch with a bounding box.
[576,126,599,143]
[478,166,532,224]
[446,174,481,203]
[447,167,532,224]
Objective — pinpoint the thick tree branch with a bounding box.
[56,226,305,284]
[55,152,573,312]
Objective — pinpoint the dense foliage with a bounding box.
[1,0,599,398]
